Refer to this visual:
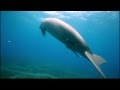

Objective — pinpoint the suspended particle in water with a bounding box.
[8,40,11,43]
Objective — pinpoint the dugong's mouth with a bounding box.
[40,23,42,30]
[40,22,46,36]
[40,21,46,30]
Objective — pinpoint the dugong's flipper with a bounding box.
[85,51,107,78]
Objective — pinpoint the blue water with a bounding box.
[0,11,119,79]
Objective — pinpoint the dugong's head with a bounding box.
[40,19,46,31]
[40,19,48,36]
[40,18,60,36]
[40,18,53,35]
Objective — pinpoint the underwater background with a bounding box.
[0,11,119,79]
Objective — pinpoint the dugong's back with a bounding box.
[43,18,76,35]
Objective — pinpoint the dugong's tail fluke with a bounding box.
[85,51,107,78]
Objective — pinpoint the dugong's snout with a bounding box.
[40,22,46,36]
[40,22,43,30]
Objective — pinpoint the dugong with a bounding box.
[40,18,107,78]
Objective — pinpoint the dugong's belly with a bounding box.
[46,24,76,45]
